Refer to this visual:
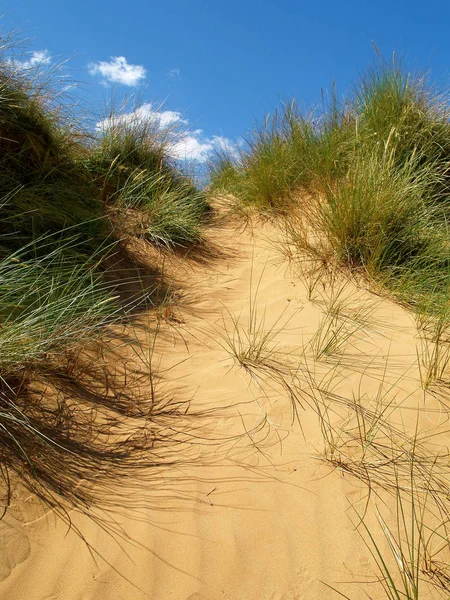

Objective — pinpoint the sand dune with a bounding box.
[0,220,446,599]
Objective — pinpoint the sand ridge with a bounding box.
[0,220,446,600]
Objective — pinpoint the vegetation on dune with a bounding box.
[3,28,450,598]
[0,69,104,253]
[208,57,450,317]
[0,40,209,509]
[0,235,117,376]
[210,56,450,597]
[0,45,208,372]
[87,108,210,247]
[0,51,209,258]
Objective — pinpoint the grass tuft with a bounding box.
[0,35,210,509]
[209,56,450,327]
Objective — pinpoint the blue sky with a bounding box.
[3,0,450,162]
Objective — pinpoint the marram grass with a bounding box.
[209,57,450,319]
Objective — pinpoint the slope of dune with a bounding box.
[0,217,446,600]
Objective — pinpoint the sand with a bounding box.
[0,219,447,599]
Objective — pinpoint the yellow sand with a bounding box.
[0,220,446,599]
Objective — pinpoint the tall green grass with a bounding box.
[88,108,210,247]
[0,46,209,254]
[0,66,104,253]
[209,57,450,314]
[110,169,209,246]
[0,233,118,376]
[208,95,353,209]
[0,36,209,506]
[320,147,445,273]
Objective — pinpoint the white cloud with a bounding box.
[167,67,180,78]
[8,49,51,69]
[168,132,238,163]
[155,109,187,129]
[96,104,237,163]
[168,131,213,162]
[88,56,146,86]
[96,103,187,132]
[210,135,241,157]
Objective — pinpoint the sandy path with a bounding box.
[0,221,446,599]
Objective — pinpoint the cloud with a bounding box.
[96,103,187,132]
[167,68,180,78]
[210,135,241,157]
[168,132,238,163]
[8,49,51,69]
[88,56,146,86]
[96,104,237,163]
[168,131,212,162]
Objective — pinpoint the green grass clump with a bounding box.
[209,98,353,210]
[0,36,210,506]
[0,54,208,254]
[111,170,209,247]
[0,39,209,381]
[209,106,318,210]
[88,110,210,247]
[0,51,119,372]
[321,148,444,273]
[0,224,127,509]
[354,61,450,174]
[0,67,106,253]
[0,233,117,376]
[209,57,450,316]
